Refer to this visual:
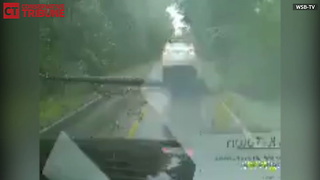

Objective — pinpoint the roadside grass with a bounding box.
[39,94,95,129]
[39,61,154,131]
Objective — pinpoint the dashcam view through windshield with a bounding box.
[40,0,280,180]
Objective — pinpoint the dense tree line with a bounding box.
[181,0,280,100]
[40,0,172,98]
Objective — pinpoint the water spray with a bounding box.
[165,2,190,37]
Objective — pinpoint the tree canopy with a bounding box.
[181,0,280,100]
[40,0,172,97]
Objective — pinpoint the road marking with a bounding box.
[127,105,147,138]
[215,101,233,130]
[219,98,278,148]
[127,120,140,138]
[40,95,102,134]
[221,102,253,139]
[214,93,253,138]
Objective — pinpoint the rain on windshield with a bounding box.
[40,0,280,180]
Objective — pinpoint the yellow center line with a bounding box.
[127,105,147,138]
[127,120,140,138]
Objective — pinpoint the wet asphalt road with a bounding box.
[40,61,280,180]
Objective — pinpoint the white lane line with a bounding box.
[221,101,253,140]
[222,100,277,148]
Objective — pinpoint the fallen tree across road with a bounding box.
[40,73,163,87]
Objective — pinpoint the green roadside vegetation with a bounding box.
[40,93,96,129]
[40,0,172,130]
[180,0,280,131]
[181,0,280,101]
